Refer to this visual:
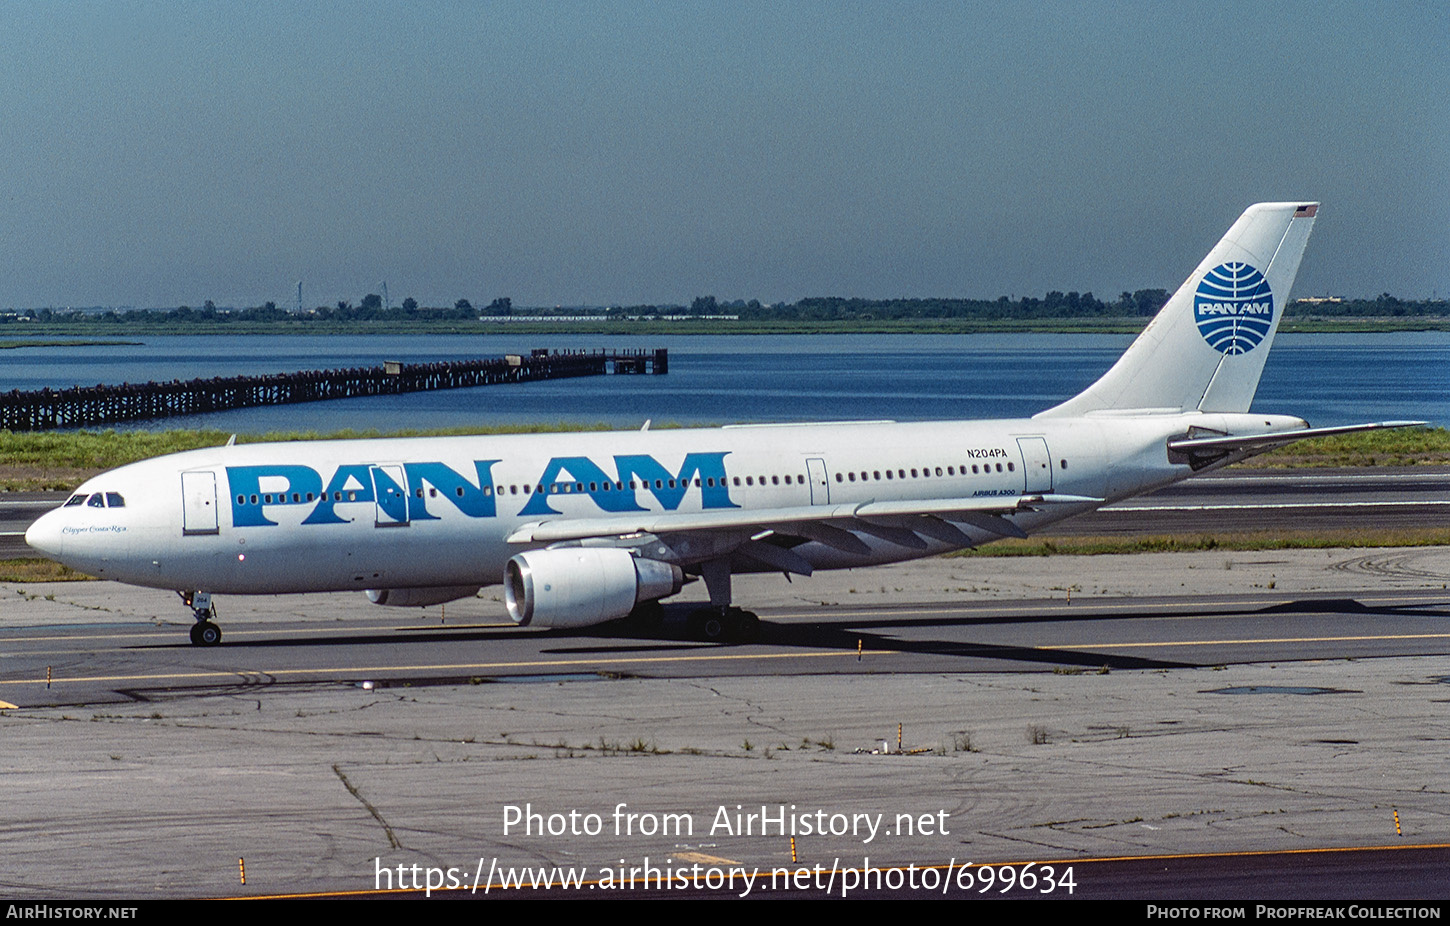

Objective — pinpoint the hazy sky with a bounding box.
[1,1,1445,309]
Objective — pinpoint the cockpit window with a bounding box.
[74,491,125,508]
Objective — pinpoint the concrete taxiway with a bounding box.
[2,548,1449,898]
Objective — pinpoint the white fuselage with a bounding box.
[24,410,1303,596]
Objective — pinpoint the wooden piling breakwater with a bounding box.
[0,348,667,431]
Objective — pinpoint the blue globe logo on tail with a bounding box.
[1194,262,1274,354]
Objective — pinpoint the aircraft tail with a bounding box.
[1037,202,1318,418]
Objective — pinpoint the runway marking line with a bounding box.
[1107,500,1450,512]
[228,841,1450,900]
[0,647,893,688]
[1044,631,1450,650]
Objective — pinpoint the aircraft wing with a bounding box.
[1167,420,1425,457]
[506,493,1103,546]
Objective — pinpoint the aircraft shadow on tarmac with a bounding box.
[142,595,1450,675]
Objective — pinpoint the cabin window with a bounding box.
[1007,462,1015,471]
[1060,459,1068,470]
[65,494,87,507]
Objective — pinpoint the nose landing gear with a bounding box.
[180,590,222,646]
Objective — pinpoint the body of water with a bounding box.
[0,333,1443,433]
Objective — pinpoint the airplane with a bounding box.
[24,202,1422,646]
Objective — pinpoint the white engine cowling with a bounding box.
[366,585,481,607]
[505,548,683,629]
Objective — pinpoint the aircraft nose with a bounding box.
[24,510,64,558]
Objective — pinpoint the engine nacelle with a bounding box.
[366,585,481,607]
[505,548,683,629]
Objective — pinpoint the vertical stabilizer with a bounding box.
[1037,202,1318,418]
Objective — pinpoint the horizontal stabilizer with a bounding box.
[1167,420,1425,455]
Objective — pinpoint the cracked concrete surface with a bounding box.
[3,547,1449,897]
[2,658,1447,897]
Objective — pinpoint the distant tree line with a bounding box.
[4,291,1447,326]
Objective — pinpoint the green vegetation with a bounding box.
[0,423,636,490]
[5,292,1447,335]
[0,559,91,582]
[1252,426,1450,468]
[1,424,1444,492]
[3,316,1445,335]
[949,528,1450,558]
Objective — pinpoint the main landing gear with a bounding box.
[686,558,760,643]
[686,606,760,643]
[180,590,222,646]
[617,557,762,643]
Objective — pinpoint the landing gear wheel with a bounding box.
[728,608,760,643]
[687,608,727,642]
[190,621,222,646]
[687,607,759,642]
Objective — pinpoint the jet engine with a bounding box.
[366,585,482,607]
[505,548,683,629]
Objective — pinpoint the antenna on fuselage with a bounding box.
[640,419,651,431]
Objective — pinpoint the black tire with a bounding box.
[192,621,222,646]
[688,608,727,642]
[727,608,761,643]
